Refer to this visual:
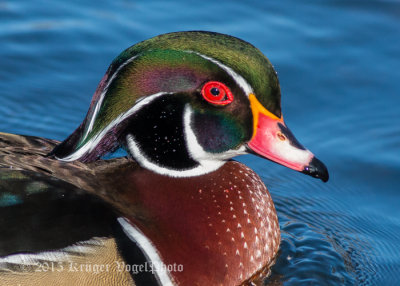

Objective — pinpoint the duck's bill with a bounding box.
[247,94,329,182]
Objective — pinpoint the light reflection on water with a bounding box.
[0,0,399,285]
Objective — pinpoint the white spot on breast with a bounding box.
[256,250,262,258]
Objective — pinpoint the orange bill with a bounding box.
[247,94,329,182]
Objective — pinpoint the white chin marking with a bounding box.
[125,104,246,178]
[118,217,175,286]
[126,134,225,178]
[57,92,169,162]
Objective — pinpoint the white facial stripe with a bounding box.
[118,217,175,286]
[60,51,250,171]
[58,92,169,162]
[83,50,252,143]
[82,55,139,141]
[186,51,254,96]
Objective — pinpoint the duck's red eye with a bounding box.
[201,81,234,105]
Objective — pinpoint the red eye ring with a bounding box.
[201,81,234,106]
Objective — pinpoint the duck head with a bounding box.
[52,31,328,182]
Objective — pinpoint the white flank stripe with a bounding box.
[0,238,104,266]
[186,51,254,96]
[82,55,139,141]
[117,217,175,286]
[58,92,169,162]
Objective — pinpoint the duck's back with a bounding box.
[0,133,137,285]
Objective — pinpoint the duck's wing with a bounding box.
[0,133,164,285]
[0,169,136,286]
[0,169,118,255]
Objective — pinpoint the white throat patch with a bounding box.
[126,104,246,178]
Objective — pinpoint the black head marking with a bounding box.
[124,94,199,170]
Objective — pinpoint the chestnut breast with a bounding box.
[116,161,280,286]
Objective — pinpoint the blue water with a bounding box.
[1,1,399,285]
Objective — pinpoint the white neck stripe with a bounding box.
[118,217,175,286]
[57,92,169,162]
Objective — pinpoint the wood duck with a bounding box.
[0,31,328,286]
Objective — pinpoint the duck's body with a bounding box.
[0,133,279,285]
[0,31,328,285]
